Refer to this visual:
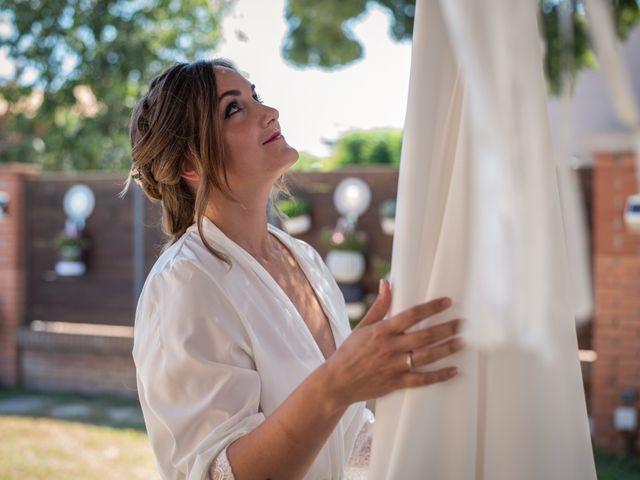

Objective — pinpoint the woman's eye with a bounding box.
[253,93,263,104]
[224,101,240,118]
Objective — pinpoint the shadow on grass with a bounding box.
[0,387,146,431]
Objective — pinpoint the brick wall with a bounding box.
[591,152,640,453]
[0,164,39,386]
[9,168,399,397]
[25,174,162,326]
[17,328,137,398]
[23,168,399,327]
[283,167,398,293]
[3,166,599,409]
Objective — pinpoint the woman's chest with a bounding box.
[267,261,337,361]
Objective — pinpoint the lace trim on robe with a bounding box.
[344,408,374,479]
[208,448,234,480]
[207,409,374,480]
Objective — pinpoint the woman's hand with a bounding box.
[224,279,462,480]
[322,279,464,411]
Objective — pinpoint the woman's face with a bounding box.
[214,66,298,192]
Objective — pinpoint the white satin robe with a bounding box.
[133,216,369,480]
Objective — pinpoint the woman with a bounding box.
[125,59,464,480]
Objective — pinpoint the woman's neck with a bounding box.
[204,190,280,261]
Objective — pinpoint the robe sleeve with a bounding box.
[133,259,265,480]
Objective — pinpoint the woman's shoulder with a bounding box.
[133,231,244,341]
[153,227,228,274]
[137,230,231,312]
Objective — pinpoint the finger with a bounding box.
[356,279,392,329]
[412,337,465,368]
[386,297,452,333]
[395,318,463,351]
[402,366,459,388]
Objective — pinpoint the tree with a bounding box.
[0,0,228,170]
[282,0,640,94]
[330,128,402,169]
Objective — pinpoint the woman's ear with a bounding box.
[180,161,200,183]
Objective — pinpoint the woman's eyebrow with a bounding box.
[218,83,256,102]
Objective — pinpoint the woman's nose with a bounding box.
[262,104,279,126]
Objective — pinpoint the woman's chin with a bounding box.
[282,147,299,168]
[286,144,299,159]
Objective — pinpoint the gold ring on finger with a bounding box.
[406,351,415,372]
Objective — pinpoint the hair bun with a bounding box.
[131,165,163,201]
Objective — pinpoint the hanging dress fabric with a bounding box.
[369,1,597,479]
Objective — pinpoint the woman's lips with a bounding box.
[264,132,283,144]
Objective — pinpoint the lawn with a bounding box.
[0,416,158,480]
[594,449,640,480]
[0,389,639,479]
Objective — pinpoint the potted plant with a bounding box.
[54,235,86,261]
[53,227,88,276]
[277,197,312,235]
[379,199,396,235]
[320,228,367,283]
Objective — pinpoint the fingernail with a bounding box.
[448,368,458,377]
[378,279,384,294]
[453,338,465,349]
[441,297,452,307]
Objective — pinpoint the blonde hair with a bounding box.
[120,59,289,268]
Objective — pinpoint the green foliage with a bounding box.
[283,0,640,95]
[0,0,227,171]
[331,128,401,169]
[372,255,391,279]
[540,1,595,95]
[288,150,333,171]
[53,235,87,250]
[276,197,310,217]
[594,449,640,480]
[319,227,367,252]
[282,0,368,68]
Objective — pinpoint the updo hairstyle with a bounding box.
[120,59,288,267]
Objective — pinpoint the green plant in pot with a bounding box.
[53,227,89,276]
[320,227,367,283]
[54,235,87,262]
[277,197,312,235]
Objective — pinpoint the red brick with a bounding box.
[0,166,38,386]
[592,152,640,453]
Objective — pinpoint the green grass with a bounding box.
[0,416,158,480]
[1,389,639,479]
[595,449,640,480]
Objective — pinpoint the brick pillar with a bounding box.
[0,164,39,386]
[591,152,640,453]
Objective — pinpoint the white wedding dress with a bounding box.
[369,1,597,479]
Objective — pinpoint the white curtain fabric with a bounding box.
[555,1,593,325]
[556,158,594,325]
[369,1,596,479]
